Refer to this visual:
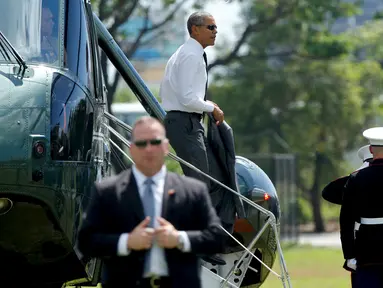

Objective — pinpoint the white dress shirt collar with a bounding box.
[186,37,205,56]
[132,165,167,189]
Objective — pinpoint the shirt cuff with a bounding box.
[117,233,130,256]
[204,101,215,113]
[178,231,191,252]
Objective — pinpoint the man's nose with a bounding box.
[144,143,155,151]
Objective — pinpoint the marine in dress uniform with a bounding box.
[340,127,383,288]
[321,145,372,286]
[322,145,372,205]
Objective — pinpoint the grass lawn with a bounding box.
[262,244,351,288]
[68,245,351,288]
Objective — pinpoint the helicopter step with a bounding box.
[201,250,254,288]
[201,265,238,288]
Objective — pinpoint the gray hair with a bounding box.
[187,12,213,35]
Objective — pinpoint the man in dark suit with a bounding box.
[77,116,224,288]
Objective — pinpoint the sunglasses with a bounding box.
[198,24,217,31]
[133,138,163,148]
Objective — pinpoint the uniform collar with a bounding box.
[371,158,383,165]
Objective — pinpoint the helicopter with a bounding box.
[0,0,291,287]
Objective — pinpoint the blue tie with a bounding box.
[143,178,155,227]
[143,178,155,274]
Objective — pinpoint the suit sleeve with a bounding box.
[77,184,122,258]
[186,183,224,254]
[340,176,359,260]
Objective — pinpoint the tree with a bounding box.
[91,0,189,110]
[91,0,359,105]
[209,2,383,232]
[207,0,359,71]
[90,0,190,173]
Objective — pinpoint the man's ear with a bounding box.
[191,25,199,36]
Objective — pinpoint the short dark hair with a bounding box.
[131,116,165,140]
[187,12,213,35]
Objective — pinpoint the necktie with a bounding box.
[143,178,155,227]
[142,178,155,274]
[203,52,208,102]
[203,52,208,121]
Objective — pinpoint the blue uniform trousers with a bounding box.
[355,266,383,288]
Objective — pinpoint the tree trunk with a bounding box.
[310,151,325,232]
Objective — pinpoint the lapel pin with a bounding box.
[168,189,175,195]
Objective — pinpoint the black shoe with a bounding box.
[201,254,226,265]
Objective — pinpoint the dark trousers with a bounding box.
[355,266,383,288]
[164,111,210,190]
[351,272,356,287]
[164,111,235,238]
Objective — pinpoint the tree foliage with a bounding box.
[91,0,361,105]
[91,0,383,230]
[209,0,383,232]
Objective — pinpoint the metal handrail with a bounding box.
[104,112,273,216]
[103,112,292,288]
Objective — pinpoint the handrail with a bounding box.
[102,111,292,287]
[104,111,274,217]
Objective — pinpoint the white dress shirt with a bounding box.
[117,165,191,277]
[159,37,215,114]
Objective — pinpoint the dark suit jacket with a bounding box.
[77,170,223,288]
[206,114,245,224]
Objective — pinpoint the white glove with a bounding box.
[347,258,357,271]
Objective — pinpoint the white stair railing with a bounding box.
[103,111,292,288]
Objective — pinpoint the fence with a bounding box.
[244,153,299,242]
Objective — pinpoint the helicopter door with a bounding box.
[50,74,94,161]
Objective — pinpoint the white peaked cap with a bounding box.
[363,127,383,146]
[357,145,373,162]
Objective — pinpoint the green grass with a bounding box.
[68,245,351,288]
[262,245,351,288]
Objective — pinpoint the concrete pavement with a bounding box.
[297,232,341,248]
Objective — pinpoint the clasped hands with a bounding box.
[127,216,179,251]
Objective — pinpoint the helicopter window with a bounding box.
[51,73,94,162]
[64,0,94,94]
[0,0,61,66]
